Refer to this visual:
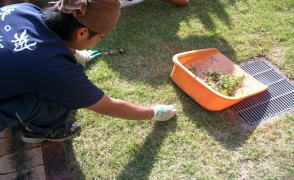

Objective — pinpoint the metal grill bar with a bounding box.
[238,90,294,114]
[253,69,283,85]
[238,92,294,125]
[230,59,294,125]
[241,60,271,75]
[232,79,294,111]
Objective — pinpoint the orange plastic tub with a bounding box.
[170,48,268,111]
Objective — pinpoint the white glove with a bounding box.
[74,50,101,66]
[152,105,176,121]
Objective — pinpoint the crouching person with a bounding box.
[0,0,176,143]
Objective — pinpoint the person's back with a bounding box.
[0,1,176,144]
[0,3,73,100]
[0,3,104,110]
[0,3,105,138]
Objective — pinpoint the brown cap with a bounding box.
[53,0,121,35]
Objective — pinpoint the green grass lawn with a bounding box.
[66,0,294,179]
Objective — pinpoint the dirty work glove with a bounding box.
[152,105,176,121]
[74,50,101,66]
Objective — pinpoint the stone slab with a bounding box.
[0,147,43,174]
[43,142,71,180]
[0,129,12,139]
[0,165,46,180]
[0,136,41,157]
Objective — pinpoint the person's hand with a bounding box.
[74,50,101,66]
[152,105,176,121]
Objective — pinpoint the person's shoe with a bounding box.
[120,0,144,8]
[162,0,189,6]
[21,122,81,143]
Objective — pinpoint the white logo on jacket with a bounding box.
[11,29,37,52]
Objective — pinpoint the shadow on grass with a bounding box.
[188,0,232,31]
[117,118,177,179]
[97,0,239,86]
[64,141,86,180]
[172,83,256,150]
[64,111,86,180]
[96,0,255,150]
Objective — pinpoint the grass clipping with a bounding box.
[204,70,244,96]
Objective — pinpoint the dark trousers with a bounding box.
[0,95,70,134]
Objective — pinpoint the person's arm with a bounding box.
[86,95,154,120]
[38,54,175,120]
[86,95,176,121]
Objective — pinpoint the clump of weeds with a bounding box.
[205,69,244,96]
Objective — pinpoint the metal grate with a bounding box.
[230,57,294,125]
